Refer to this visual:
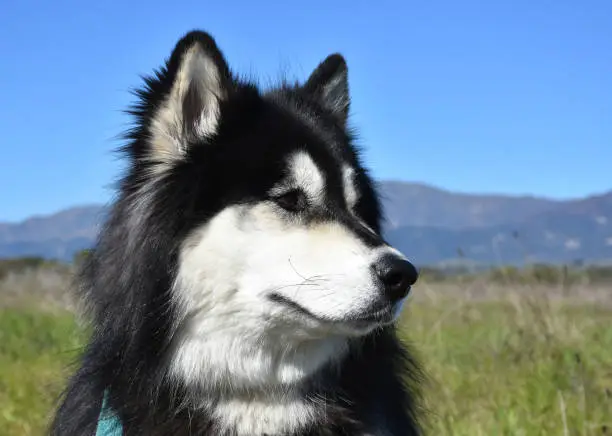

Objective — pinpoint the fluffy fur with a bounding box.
[50,30,425,436]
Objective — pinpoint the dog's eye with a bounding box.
[272,189,307,212]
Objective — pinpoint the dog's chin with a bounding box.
[332,303,406,336]
[329,311,394,336]
[268,293,404,337]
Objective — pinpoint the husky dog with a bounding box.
[50,30,423,436]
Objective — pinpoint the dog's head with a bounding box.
[123,31,418,388]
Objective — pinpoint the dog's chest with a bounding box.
[208,395,317,435]
[207,398,387,436]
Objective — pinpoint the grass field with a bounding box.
[1,268,611,435]
[408,285,612,435]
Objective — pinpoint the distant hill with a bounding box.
[0,205,103,243]
[379,181,561,229]
[1,183,611,266]
[383,186,612,265]
[0,206,104,261]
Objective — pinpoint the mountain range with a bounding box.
[2,182,611,267]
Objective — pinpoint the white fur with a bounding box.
[169,204,348,434]
[170,204,357,382]
[211,392,318,435]
[342,164,379,236]
[167,152,406,434]
[289,152,325,201]
[148,44,224,167]
[342,164,359,209]
[269,151,326,205]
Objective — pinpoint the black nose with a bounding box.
[374,254,418,303]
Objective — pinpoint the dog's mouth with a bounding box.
[268,293,395,331]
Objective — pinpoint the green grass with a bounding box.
[402,295,612,435]
[0,308,85,435]
[1,291,611,435]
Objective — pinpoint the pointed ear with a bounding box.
[303,54,350,125]
[149,31,231,162]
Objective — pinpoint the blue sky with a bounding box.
[1,0,610,222]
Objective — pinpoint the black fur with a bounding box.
[50,30,425,436]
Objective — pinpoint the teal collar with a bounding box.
[95,391,123,436]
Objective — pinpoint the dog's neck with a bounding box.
[202,390,318,435]
[167,316,354,435]
[190,373,375,436]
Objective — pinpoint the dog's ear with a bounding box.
[304,54,350,126]
[149,31,231,162]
